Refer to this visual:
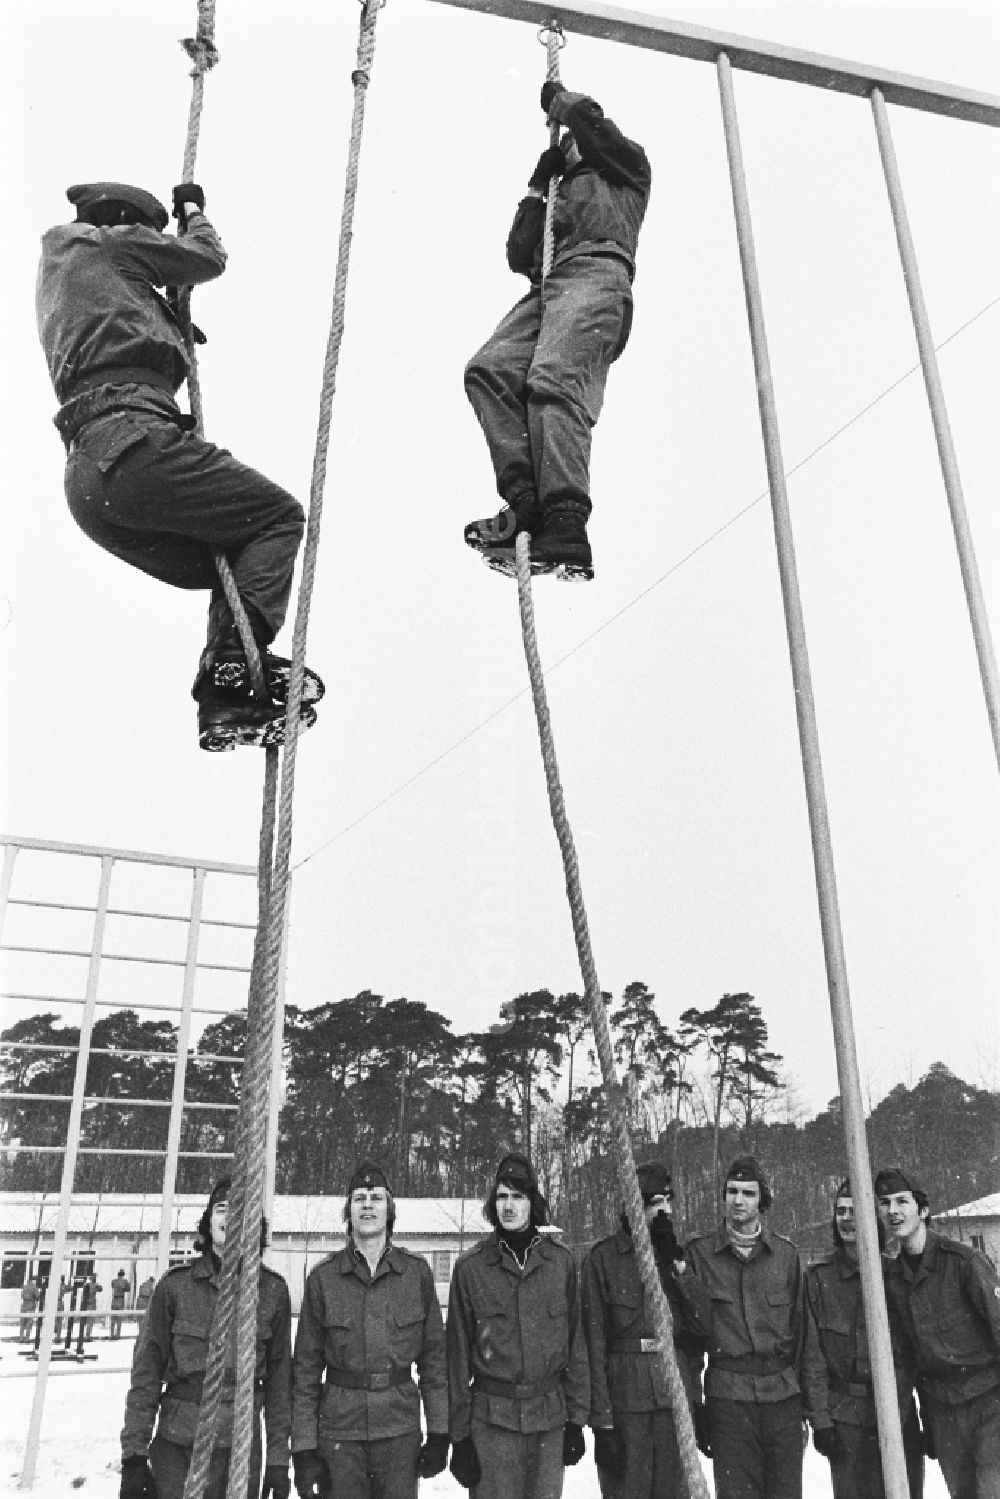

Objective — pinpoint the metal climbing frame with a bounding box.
[0,835,288,1489]
[426,4,998,1494]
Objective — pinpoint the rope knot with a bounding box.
[351,68,370,88]
[180,33,220,77]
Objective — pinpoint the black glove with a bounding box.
[920,1419,937,1461]
[261,1465,291,1499]
[449,1437,481,1490]
[416,1433,450,1479]
[593,1427,627,1478]
[172,183,206,219]
[693,1404,712,1458]
[649,1210,685,1264]
[292,1450,332,1499]
[562,1423,586,1467]
[119,1456,155,1499]
[540,79,566,114]
[528,146,567,191]
[812,1425,841,1459]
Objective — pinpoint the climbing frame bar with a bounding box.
[870,88,1000,771]
[715,51,909,1496]
[422,0,1000,126]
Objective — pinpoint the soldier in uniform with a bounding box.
[682,1154,806,1498]
[119,1178,292,1499]
[803,1177,924,1497]
[446,1153,589,1499]
[876,1165,1000,1499]
[111,1268,131,1340]
[582,1160,709,1499]
[290,1159,448,1499]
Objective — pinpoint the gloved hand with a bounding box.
[261,1465,291,1499]
[450,1437,481,1490]
[649,1210,685,1264]
[172,183,206,219]
[813,1425,841,1459]
[593,1426,627,1478]
[119,1456,155,1499]
[920,1419,937,1461]
[540,79,567,114]
[416,1433,450,1478]
[693,1404,712,1458]
[562,1423,586,1466]
[292,1450,332,1499]
[528,146,567,191]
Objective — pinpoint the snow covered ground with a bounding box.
[0,1334,948,1498]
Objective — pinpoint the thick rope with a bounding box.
[513,25,710,1499]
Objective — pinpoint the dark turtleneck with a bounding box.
[498,1225,536,1267]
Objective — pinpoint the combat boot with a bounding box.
[192,628,325,710]
[464,490,542,576]
[530,505,594,582]
[195,678,318,753]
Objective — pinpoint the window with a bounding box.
[971,1234,986,1252]
[2,1257,27,1290]
[431,1251,451,1283]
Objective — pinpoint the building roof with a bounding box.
[0,1192,491,1238]
[937,1192,1000,1221]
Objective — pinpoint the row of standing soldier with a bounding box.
[117,1154,1000,1499]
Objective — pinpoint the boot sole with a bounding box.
[211,659,325,706]
[199,703,318,753]
[484,553,592,583]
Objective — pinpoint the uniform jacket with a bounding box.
[684,1221,806,1404]
[447,1232,590,1439]
[36,214,227,402]
[803,1246,915,1430]
[582,1228,709,1424]
[20,1281,41,1311]
[882,1230,1000,1406]
[111,1275,131,1310]
[506,94,651,283]
[120,1252,292,1467]
[291,1241,447,1450]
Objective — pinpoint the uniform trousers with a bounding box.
[825,1415,924,1499]
[928,1387,1000,1499]
[595,1409,691,1499]
[469,1417,565,1499]
[64,413,304,647]
[148,1432,262,1499]
[317,1429,421,1499]
[464,256,633,517]
[707,1395,803,1499]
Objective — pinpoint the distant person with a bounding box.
[136,1275,156,1314]
[36,180,322,751]
[463,81,651,583]
[876,1166,1000,1499]
[582,1161,709,1499]
[111,1268,131,1340]
[20,1276,40,1342]
[81,1273,103,1340]
[55,1276,68,1341]
[682,1155,806,1499]
[119,1177,292,1499]
[446,1152,589,1499]
[803,1176,924,1497]
[291,1158,448,1499]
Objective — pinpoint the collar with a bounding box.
[193,1251,219,1283]
[485,1231,546,1269]
[712,1220,773,1255]
[836,1247,861,1279]
[341,1239,398,1275]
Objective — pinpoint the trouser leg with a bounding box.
[465,291,543,507]
[368,1431,421,1499]
[470,1419,565,1499]
[828,1423,885,1499]
[708,1398,766,1499]
[64,417,304,646]
[148,1436,262,1499]
[525,258,633,520]
[930,1390,1000,1499]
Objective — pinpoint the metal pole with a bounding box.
[716,53,909,1497]
[870,87,1000,770]
[157,866,207,1277]
[0,842,19,936]
[20,854,114,1490]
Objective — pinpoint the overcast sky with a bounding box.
[2,0,998,1122]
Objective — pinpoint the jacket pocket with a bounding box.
[84,414,149,475]
[172,1316,209,1377]
[391,1304,426,1363]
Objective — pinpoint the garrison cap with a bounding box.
[348,1158,390,1195]
[874,1166,926,1199]
[835,1177,852,1199]
[206,1176,231,1212]
[67,181,169,230]
[725,1153,773,1209]
[636,1161,672,1201]
[495,1152,537,1193]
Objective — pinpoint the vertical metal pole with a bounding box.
[871,88,999,771]
[263,880,292,1221]
[716,53,909,1497]
[0,841,19,936]
[158,865,206,1277]
[20,854,114,1490]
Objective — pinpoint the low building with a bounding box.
[936,1191,1000,1267]
[0,1191,492,1333]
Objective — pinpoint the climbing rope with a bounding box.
[514,24,710,1499]
[173,2,386,1496]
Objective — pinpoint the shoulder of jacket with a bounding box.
[392,1245,430,1269]
[456,1240,493,1267]
[769,1231,802,1255]
[163,1261,193,1279]
[932,1234,978,1262]
[261,1263,288,1285]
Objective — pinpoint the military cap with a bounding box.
[725,1153,773,1209]
[874,1166,926,1200]
[348,1158,390,1195]
[495,1152,537,1192]
[67,181,169,230]
[635,1161,672,1201]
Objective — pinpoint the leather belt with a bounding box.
[325,1365,412,1392]
[62,367,176,400]
[473,1371,563,1401]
